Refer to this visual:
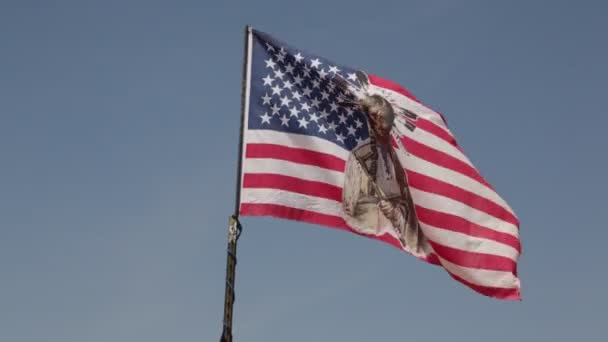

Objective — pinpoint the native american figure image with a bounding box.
[334,71,426,254]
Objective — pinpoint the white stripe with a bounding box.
[241,188,344,217]
[369,83,450,131]
[436,255,520,290]
[245,130,350,160]
[421,222,519,261]
[411,188,519,237]
[239,27,254,208]
[404,154,516,217]
[244,158,345,187]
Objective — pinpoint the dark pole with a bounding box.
[220,25,251,342]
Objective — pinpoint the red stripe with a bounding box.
[368,74,449,127]
[407,170,519,227]
[401,136,494,189]
[448,273,521,300]
[246,143,346,172]
[243,173,342,202]
[429,241,516,272]
[425,252,442,266]
[416,118,461,149]
[368,74,420,102]
[415,206,521,252]
[241,203,350,230]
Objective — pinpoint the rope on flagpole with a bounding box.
[220,215,242,342]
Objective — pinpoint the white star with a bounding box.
[327,81,336,91]
[265,58,276,69]
[318,69,328,79]
[320,109,330,120]
[311,79,321,89]
[345,107,354,116]
[318,124,328,134]
[356,136,364,145]
[280,114,290,126]
[265,42,275,52]
[261,93,272,105]
[263,75,274,86]
[330,102,339,112]
[272,85,282,96]
[355,118,363,128]
[275,52,286,63]
[283,80,293,90]
[335,132,345,143]
[309,112,320,123]
[310,58,322,69]
[302,87,313,97]
[273,69,285,80]
[280,96,292,107]
[338,113,347,124]
[285,63,294,74]
[298,117,309,128]
[329,65,340,74]
[279,47,286,55]
[293,75,303,86]
[347,73,357,81]
[294,52,304,63]
[289,106,299,117]
[301,102,311,112]
[292,91,302,101]
[347,125,357,136]
[260,112,272,124]
[311,98,320,108]
[271,104,281,115]
[303,66,312,77]
[320,90,330,100]
[328,121,337,131]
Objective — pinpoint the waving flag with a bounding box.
[238,28,521,300]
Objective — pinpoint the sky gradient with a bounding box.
[1,1,607,341]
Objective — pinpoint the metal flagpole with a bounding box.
[220,25,251,342]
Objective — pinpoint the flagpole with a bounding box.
[220,25,251,342]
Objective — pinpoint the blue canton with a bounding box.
[248,29,369,151]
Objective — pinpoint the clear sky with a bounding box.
[1,0,607,341]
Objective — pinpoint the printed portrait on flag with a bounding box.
[335,72,426,254]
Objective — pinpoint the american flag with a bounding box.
[239,28,521,300]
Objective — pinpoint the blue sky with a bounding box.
[1,1,607,341]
